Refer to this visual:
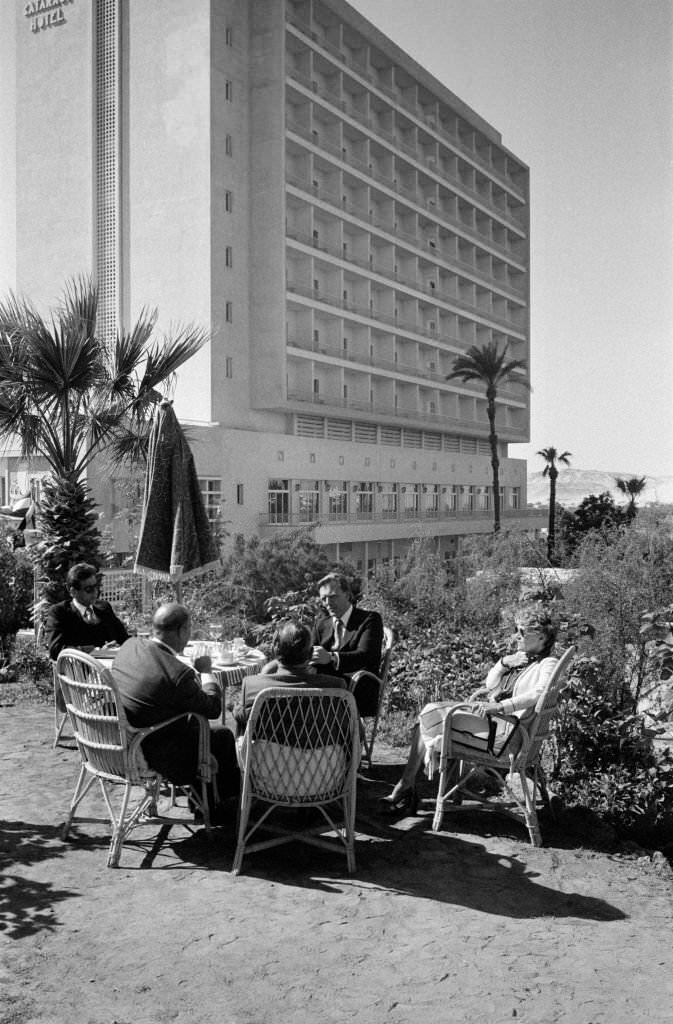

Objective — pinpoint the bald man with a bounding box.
[112,602,239,819]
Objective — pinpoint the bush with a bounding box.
[0,535,34,664]
[552,656,673,844]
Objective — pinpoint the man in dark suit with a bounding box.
[233,621,344,735]
[310,572,384,715]
[45,562,130,661]
[112,602,239,816]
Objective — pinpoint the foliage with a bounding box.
[222,528,358,622]
[446,341,529,533]
[33,477,103,603]
[0,639,52,699]
[615,475,647,513]
[0,276,208,595]
[559,492,632,558]
[0,537,34,663]
[537,447,572,564]
[563,519,673,706]
[552,656,673,844]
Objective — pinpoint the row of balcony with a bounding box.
[285,223,525,303]
[286,14,526,199]
[287,278,526,339]
[286,335,525,402]
[259,506,539,528]
[285,101,525,234]
[285,389,527,436]
[285,170,526,276]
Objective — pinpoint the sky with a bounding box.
[350,0,673,478]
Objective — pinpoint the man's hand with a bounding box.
[311,645,332,666]
[194,654,213,674]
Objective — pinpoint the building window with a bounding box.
[353,481,373,520]
[268,479,289,524]
[236,484,244,505]
[313,378,320,396]
[402,484,419,519]
[325,480,348,521]
[198,478,222,524]
[424,484,439,517]
[477,486,490,511]
[225,301,233,322]
[297,480,320,523]
[225,191,232,212]
[446,484,458,512]
[225,134,233,156]
[225,357,233,378]
[225,246,233,267]
[510,487,521,509]
[461,485,475,512]
[379,483,398,520]
[225,26,233,46]
[225,80,232,101]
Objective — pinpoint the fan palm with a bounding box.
[537,447,572,563]
[447,341,529,532]
[615,475,647,516]
[0,276,208,599]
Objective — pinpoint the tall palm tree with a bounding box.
[615,475,647,516]
[0,276,208,599]
[447,341,529,532]
[537,447,572,563]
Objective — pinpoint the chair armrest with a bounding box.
[126,713,213,782]
[348,670,384,718]
[347,669,382,689]
[468,686,489,701]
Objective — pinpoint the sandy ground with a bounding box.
[2,705,673,1024]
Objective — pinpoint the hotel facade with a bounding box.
[1,0,544,571]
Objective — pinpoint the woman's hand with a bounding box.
[501,651,528,667]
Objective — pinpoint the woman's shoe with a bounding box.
[379,785,419,816]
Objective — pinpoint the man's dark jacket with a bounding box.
[46,599,129,661]
[312,606,384,715]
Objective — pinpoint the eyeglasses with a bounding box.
[78,584,99,593]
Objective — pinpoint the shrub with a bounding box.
[0,535,34,664]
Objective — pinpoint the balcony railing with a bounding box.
[258,506,542,529]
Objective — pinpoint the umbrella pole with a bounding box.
[175,580,182,603]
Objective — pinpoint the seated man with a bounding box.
[112,602,239,820]
[45,562,130,661]
[233,620,345,735]
[310,572,384,716]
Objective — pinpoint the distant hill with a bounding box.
[526,468,673,508]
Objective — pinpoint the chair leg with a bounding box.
[518,768,542,847]
[343,790,356,874]
[62,765,96,839]
[232,782,252,875]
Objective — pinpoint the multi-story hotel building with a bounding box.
[1,0,543,572]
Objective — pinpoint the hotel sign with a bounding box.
[25,0,74,33]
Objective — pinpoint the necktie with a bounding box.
[333,618,344,650]
[83,607,96,624]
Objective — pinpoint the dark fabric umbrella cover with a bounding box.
[134,400,220,582]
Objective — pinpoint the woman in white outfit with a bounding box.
[380,614,559,815]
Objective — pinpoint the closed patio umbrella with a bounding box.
[134,399,220,595]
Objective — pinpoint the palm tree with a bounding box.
[447,341,529,532]
[0,276,208,600]
[537,447,572,563]
[615,475,647,516]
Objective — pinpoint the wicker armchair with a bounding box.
[233,687,360,875]
[348,625,395,769]
[57,648,215,868]
[431,646,577,846]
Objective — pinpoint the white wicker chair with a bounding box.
[431,646,577,846]
[57,648,215,867]
[233,687,360,875]
[348,625,395,769]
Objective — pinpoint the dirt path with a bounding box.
[1,706,672,1024]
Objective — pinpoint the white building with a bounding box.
[0,0,544,571]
